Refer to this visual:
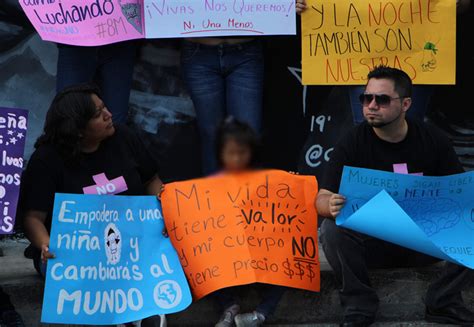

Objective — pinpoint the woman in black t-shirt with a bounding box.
[20,84,163,276]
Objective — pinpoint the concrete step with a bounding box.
[167,267,474,326]
[1,239,473,326]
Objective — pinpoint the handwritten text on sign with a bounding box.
[19,0,145,46]
[161,170,319,299]
[338,167,474,269]
[144,0,296,38]
[301,0,456,85]
[42,194,192,325]
[20,0,295,46]
[0,108,28,234]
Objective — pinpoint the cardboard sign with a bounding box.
[144,0,296,38]
[337,166,474,269]
[42,194,192,325]
[19,0,296,46]
[19,0,145,46]
[0,107,28,234]
[301,0,456,85]
[161,170,319,300]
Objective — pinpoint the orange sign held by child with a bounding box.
[161,170,319,299]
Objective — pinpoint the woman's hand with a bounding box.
[296,0,307,14]
[41,244,55,263]
[156,184,165,200]
[146,175,164,198]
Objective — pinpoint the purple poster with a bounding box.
[0,108,28,234]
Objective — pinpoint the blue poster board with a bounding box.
[42,194,192,325]
[337,166,474,269]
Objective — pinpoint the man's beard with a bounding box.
[366,110,403,128]
[367,119,391,128]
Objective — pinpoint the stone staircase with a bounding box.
[1,239,473,326]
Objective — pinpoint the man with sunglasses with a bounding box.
[316,66,474,327]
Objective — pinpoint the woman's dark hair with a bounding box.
[216,116,260,168]
[35,83,101,162]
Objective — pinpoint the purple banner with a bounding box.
[0,108,28,234]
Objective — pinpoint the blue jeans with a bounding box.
[56,41,137,124]
[349,85,434,124]
[180,39,264,175]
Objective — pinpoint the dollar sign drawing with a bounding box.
[295,262,305,280]
[282,258,295,279]
[307,263,316,282]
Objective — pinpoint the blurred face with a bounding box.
[221,139,252,172]
[362,78,411,128]
[82,94,115,145]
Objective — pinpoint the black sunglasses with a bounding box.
[359,93,408,106]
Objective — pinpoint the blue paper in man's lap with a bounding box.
[337,166,474,269]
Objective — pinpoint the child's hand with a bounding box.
[296,0,307,14]
[156,184,165,200]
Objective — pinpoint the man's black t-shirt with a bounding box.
[321,119,464,193]
[20,125,158,231]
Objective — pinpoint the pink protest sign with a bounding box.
[20,0,296,45]
[19,0,144,46]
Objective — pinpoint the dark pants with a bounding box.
[56,41,137,124]
[213,284,286,317]
[320,218,473,320]
[0,287,14,312]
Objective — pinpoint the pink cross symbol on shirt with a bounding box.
[82,173,128,195]
[393,163,423,176]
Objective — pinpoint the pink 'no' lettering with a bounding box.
[82,173,128,195]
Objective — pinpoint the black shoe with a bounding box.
[0,310,25,327]
[340,315,374,327]
[426,306,474,325]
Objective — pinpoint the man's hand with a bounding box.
[316,189,346,218]
[296,0,307,14]
[328,193,346,218]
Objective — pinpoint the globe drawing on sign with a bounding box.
[154,280,182,309]
[399,198,462,236]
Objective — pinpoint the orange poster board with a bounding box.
[161,170,319,299]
